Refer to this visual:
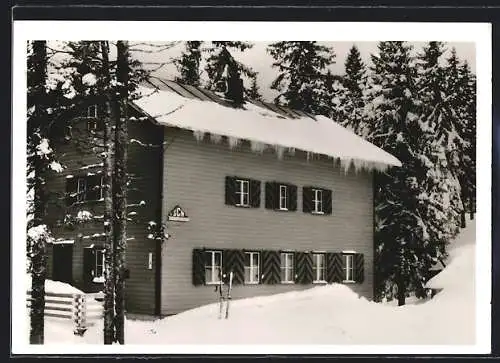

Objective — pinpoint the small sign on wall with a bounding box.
[167,205,190,222]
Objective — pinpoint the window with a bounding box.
[236,179,250,207]
[313,189,323,214]
[87,105,98,118]
[343,254,355,282]
[244,252,260,284]
[99,176,105,200]
[93,248,105,283]
[313,253,326,282]
[205,250,223,284]
[76,178,87,203]
[280,252,295,283]
[279,185,288,210]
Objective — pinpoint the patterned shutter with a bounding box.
[223,249,245,284]
[355,253,365,283]
[225,176,236,206]
[323,189,333,215]
[265,182,277,210]
[296,252,313,284]
[288,184,298,211]
[249,179,261,208]
[192,249,205,286]
[302,187,313,213]
[65,177,78,206]
[326,253,343,283]
[261,250,280,284]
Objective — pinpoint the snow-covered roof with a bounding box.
[133,79,402,171]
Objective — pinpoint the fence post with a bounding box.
[72,294,87,336]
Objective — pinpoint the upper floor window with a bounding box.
[266,182,297,212]
[76,177,87,203]
[225,176,261,208]
[66,174,104,205]
[313,189,323,214]
[87,105,98,118]
[205,250,223,284]
[93,248,106,283]
[236,179,250,207]
[279,185,288,210]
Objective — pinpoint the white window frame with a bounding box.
[280,252,295,284]
[87,104,98,118]
[205,250,223,285]
[313,253,326,283]
[77,177,87,203]
[279,185,288,210]
[343,254,356,283]
[235,179,250,207]
[244,251,260,284]
[99,176,105,200]
[313,189,324,214]
[93,248,105,283]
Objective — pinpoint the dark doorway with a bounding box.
[52,244,73,284]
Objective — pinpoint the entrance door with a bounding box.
[52,244,73,284]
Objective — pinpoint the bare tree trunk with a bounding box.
[29,40,48,345]
[113,40,129,345]
[100,40,116,345]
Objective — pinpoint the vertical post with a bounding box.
[73,294,87,336]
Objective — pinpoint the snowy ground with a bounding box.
[36,219,475,346]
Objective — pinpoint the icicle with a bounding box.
[250,141,266,153]
[209,133,223,144]
[287,147,295,156]
[193,130,205,142]
[340,159,352,175]
[275,145,285,160]
[228,136,240,149]
[306,152,311,162]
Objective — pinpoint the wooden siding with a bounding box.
[161,128,374,316]
[44,115,163,315]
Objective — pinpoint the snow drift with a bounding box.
[134,85,402,171]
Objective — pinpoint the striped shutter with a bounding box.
[296,252,313,284]
[225,176,237,206]
[249,179,261,208]
[261,250,280,284]
[302,187,313,213]
[223,249,245,284]
[66,177,77,206]
[265,182,277,210]
[288,184,298,211]
[323,189,333,215]
[326,253,343,283]
[354,253,365,283]
[192,249,205,286]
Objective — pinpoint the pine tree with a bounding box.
[174,41,202,86]
[366,41,428,305]
[267,41,335,114]
[334,45,368,136]
[246,75,262,100]
[203,41,255,98]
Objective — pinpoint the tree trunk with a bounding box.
[100,40,116,345]
[29,40,48,345]
[396,276,406,306]
[469,196,474,220]
[113,40,129,345]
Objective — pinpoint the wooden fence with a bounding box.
[26,291,103,335]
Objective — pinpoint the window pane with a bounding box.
[214,252,222,267]
[252,253,259,267]
[244,267,251,282]
[252,267,259,282]
[280,253,286,268]
[280,268,287,281]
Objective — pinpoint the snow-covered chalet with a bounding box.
[44,76,401,316]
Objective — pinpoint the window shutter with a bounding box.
[87,174,101,201]
[225,176,236,206]
[265,182,277,210]
[302,187,313,213]
[249,179,261,208]
[65,177,78,206]
[192,249,205,286]
[296,252,313,284]
[326,253,343,283]
[354,253,365,283]
[323,189,333,215]
[83,247,95,286]
[261,250,280,284]
[288,184,297,211]
[223,249,245,285]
